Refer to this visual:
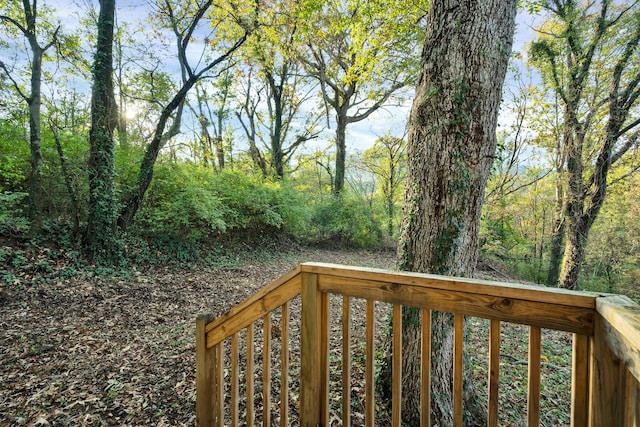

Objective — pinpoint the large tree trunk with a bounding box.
[558,219,588,290]
[390,0,517,424]
[86,0,119,264]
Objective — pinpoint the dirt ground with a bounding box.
[0,245,396,426]
[1,244,572,426]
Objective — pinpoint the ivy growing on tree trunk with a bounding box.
[381,1,517,424]
[86,0,120,264]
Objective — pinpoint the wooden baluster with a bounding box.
[623,369,638,426]
[637,377,640,427]
[342,296,351,427]
[571,333,589,427]
[421,309,432,427]
[216,342,224,427]
[487,320,500,427]
[528,326,541,427]
[320,292,330,425]
[392,304,403,427]
[636,377,640,427]
[453,314,464,427]
[246,323,255,426]
[263,312,271,427]
[281,302,290,427]
[196,313,215,427]
[365,300,375,427]
[231,333,239,427]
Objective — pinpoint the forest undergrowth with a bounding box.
[1,240,573,426]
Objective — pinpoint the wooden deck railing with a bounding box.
[196,262,640,426]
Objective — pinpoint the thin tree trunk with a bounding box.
[118,93,189,229]
[388,0,517,424]
[27,49,44,232]
[546,217,565,286]
[387,194,394,237]
[334,116,347,195]
[51,124,80,237]
[215,136,225,170]
[1,2,59,232]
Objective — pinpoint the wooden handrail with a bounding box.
[596,295,640,382]
[205,271,301,348]
[314,270,595,334]
[300,262,599,308]
[196,263,640,427]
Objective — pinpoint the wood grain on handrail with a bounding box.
[421,309,431,427]
[207,265,302,331]
[263,311,271,427]
[596,295,640,382]
[453,314,464,427]
[317,274,594,334]
[392,304,402,427]
[302,263,601,308]
[206,274,301,348]
[280,302,289,427]
[246,323,255,426]
[571,333,589,427]
[365,299,375,427]
[231,333,239,427]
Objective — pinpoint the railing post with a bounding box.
[196,313,216,426]
[590,295,640,427]
[300,272,329,427]
[589,314,623,426]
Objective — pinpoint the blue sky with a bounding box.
[5,1,542,158]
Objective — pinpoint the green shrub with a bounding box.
[306,195,383,248]
[208,170,310,234]
[0,120,29,192]
[134,164,310,242]
[0,192,30,234]
[135,163,227,240]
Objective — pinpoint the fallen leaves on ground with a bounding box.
[0,245,394,426]
[1,244,571,426]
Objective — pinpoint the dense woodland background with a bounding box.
[1,1,639,425]
[0,0,639,301]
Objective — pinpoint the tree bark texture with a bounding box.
[532,1,640,290]
[86,0,119,263]
[333,113,347,195]
[546,216,565,286]
[118,16,246,228]
[546,172,565,287]
[13,0,59,232]
[27,46,43,231]
[394,0,516,424]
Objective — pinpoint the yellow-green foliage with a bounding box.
[134,164,309,241]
